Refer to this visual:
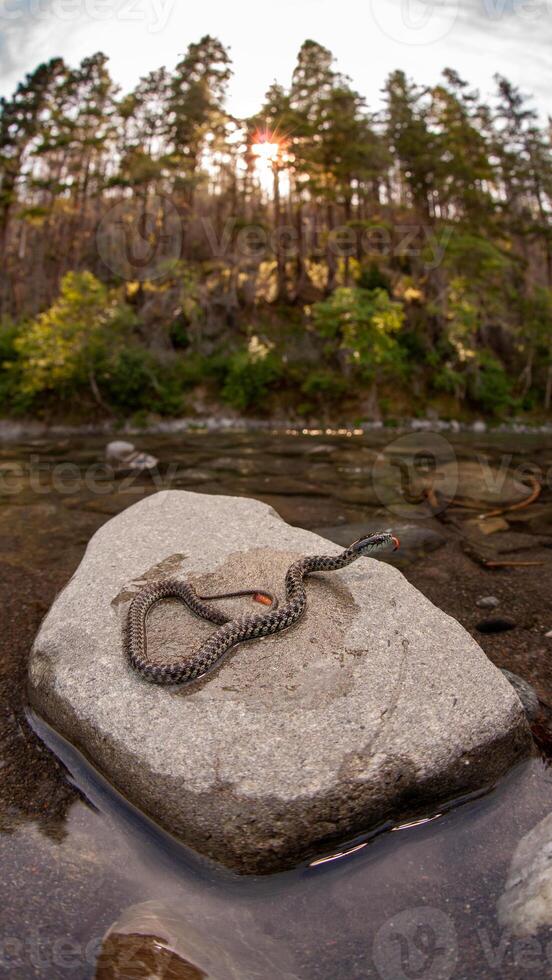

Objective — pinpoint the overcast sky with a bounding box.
[0,0,549,119]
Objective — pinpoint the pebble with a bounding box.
[476,617,517,635]
[476,596,500,609]
[105,441,158,472]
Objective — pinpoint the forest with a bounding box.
[0,36,551,423]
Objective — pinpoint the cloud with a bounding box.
[0,1,70,92]
[0,0,549,119]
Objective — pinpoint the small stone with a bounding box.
[476,517,510,536]
[476,618,517,635]
[105,441,158,472]
[473,420,487,433]
[476,596,500,610]
[500,670,540,722]
[546,631,552,639]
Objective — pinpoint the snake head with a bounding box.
[350,530,400,555]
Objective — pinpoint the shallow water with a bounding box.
[2,428,552,979]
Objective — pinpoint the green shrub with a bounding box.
[356,262,391,294]
[221,337,282,411]
[301,368,348,402]
[468,352,515,415]
[14,271,136,401]
[101,348,184,415]
[0,318,34,414]
[311,286,406,382]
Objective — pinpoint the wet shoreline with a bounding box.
[2,414,552,445]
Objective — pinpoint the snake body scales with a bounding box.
[125,531,399,686]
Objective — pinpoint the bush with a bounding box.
[311,286,406,382]
[301,368,348,403]
[356,262,391,294]
[468,352,515,415]
[221,337,282,411]
[101,348,185,416]
[14,271,136,402]
[0,318,34,414]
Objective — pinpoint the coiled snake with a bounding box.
[125,530,400,686]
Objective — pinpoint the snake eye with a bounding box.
[351,535,377,553]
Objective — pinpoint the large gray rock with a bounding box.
[28,491,530,874]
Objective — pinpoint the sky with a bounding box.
[0,0,550,119]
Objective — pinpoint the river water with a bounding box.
[2,427,552,980]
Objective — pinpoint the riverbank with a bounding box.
[2,413,552,443]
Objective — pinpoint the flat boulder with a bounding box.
[28,491,530,874]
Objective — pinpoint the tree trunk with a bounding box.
[326,203,337,294]
[273,163,287,303]
[545,363,552,413]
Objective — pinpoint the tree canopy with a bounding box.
[1,38,551,420]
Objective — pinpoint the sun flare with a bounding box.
[251,139,281,165]
[251,128,289,194]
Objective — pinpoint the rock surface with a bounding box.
[28,490,530,874]
[96,900,299,980]
[498,812,552,936]
[500,670,540,722]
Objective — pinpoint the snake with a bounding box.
[125,530,400,686]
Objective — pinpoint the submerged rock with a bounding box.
[28,491,530,874]
[95,900,299,980]
[498,813,552,936]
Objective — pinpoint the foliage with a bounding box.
[468,351,514,415]
[311,287,405,381]
[221,336,282,410]
[1,43,552,419]
[100,348,184,415]
[13,272,136,402]
[300,368,348,402]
